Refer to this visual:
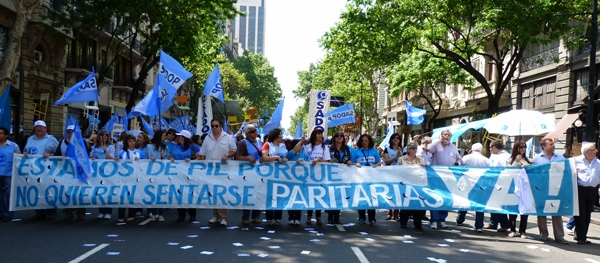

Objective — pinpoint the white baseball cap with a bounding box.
[34,120,47,127]
[67,125,75,130]
[176,130,192,139]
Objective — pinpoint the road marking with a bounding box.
[585,259,600,263]
[138,218,152,225]
[68,243,110,263]
[351,247,370,263]
[336,224,346,231]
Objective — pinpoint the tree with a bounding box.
[232,50,282,119]
[0,0,44,93]
[345,0,589,117]
[46,0,239,112]
[387,51,473,131]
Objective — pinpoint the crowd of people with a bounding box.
[0,120,599,245]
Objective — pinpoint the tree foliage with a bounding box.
[232,50,282,120]
[46,0,239,111]
[387,51,473,130]
[340,0,589,117]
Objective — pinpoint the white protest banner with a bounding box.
[10,155,576,216]
[308,90,331,133]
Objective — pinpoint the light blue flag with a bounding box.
[0,85,11,129]
[203,64,224,103]
[54,68,98,105]
[101,112,119,133]
[129,51,192,118]
[324,104,355,127]
[379,122,395,149]
[169,116,190,132]
[140,116,154,137]
[223,118,229,133]
[294,121,303,139]
[405,101,426,125]
[526,137,533,158]
[159,50,193,90]
[86,113,100,133]
[160,116,169,131]
[237,121,248,135]
[121,109,129,131]
[262,99,284,134]
[65,122,92,184]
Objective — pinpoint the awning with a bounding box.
[543,113,579,139]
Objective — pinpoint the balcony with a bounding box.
[577,29,600,56]
[521,47,559,72]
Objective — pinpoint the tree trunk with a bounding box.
[0,0,44,93]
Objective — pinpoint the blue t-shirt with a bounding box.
[287,150,308,162]
[165,141,177,153]
[351,147,381,166]
[90,145,116,159]
[24,134,59,155]
[171,144,200,160]
[146,144,171,160]
[0,141,20,176]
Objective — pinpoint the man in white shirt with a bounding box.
[459,143,490,232]
[532,138,568,244]
[572,142,600,244]
[483,140,510,232]
[199,119,237,226]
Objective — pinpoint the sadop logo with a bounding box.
[540,124,547,130]
[0,153,7,163]
[313,91,328,130]
[28,147,38,154]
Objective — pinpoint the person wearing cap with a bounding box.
[199,119,236,226]
[24,120,59,220]
[572,142,600,244]
[56,125,75,157]
[235,124,263,225]
[61,124,87,221]
[169,129,200,222]
[0,127,22,222]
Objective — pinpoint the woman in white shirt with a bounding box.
[506,140,532,239]
[303,128,331,225]
[261,128,288,226]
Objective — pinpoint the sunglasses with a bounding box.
[408,147,417,150]
[392,137,400,140]
[519,146,526,149]
[247,130,257,134]
[211,125,219,128]
[334,134,344,138]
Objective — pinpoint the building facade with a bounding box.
[231,0,266,55]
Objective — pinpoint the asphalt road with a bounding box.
[1,209,600,263]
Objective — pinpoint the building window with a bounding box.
[114,55,132,86]
[0,25,8,61]
[521,83,532,109]
[66,32,97,71]
[44,0,61,12]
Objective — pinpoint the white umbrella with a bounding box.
[483,109,556,136]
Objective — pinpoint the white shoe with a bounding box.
[295,220,300,225]
[158,215,165,222]
[431,222,438,229]
[476,228,483,233]
[97,214,105,219]
[149,215,156,221]
[104,214,111,220]
[289,220,294,225]
[136,211,143,217]
[209,217,219,224]
[440,222,447,228]
[220,219,228,226]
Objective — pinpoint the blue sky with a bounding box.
[264,0,347,129]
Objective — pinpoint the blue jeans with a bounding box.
[488,213,509,228]
[566,216,575,230]
[430,210,448,223]
[0,176,12,218]
[474,212,485,229]
[457,211,467,224]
